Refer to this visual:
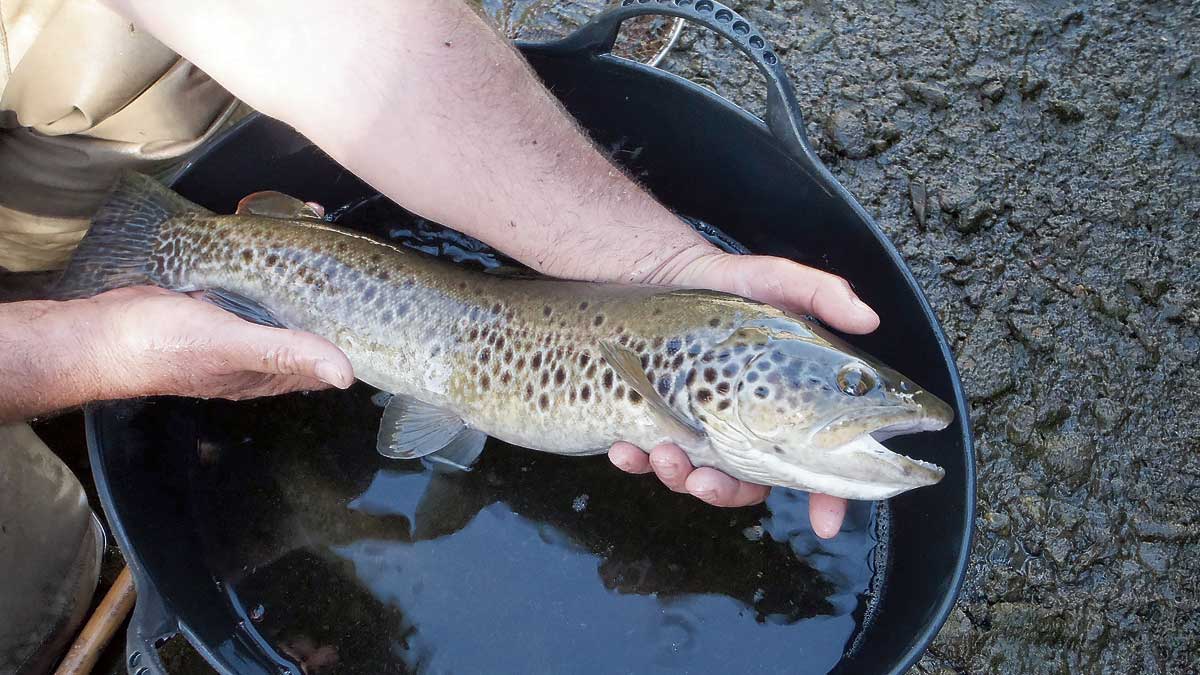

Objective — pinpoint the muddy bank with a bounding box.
[505,1,1199,672]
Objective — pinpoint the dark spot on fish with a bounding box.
[685,370,696,386]
[378,270,390,281]
[628,389,642,404]
[615,384,625,398]
[666,338,682,355]
[492,303,503,314]
[603,370,614,389]
[615,325,624,334]
[579,353,590,367]
[701,352,714,363]
[618,335,629,346]
[652,308,663,316]
[747,371,760,383]
[696,389,713,404]
[586,363,597,378]
[504,349,513,363]
[772,445,784,454]
[516,356,526,370]
[555,366,566,385]
[468,328,478,341]
[717,351,731,362]
[672,353,684,369]
[717,400,731,411]
[652,337,664,349]
[687,344,702,356]
[240,249,253,263]
[570,389,577,403]
[594,314,605,326]
[657,376,670,397]
[755,386,770,398]
[771,351,787,363]
[540,371,549,387]
[525,384,534,400]
[723,364,738,378]
[531,353,543,370]
[652,354,663,369]
[495,336,506,350]
[380,310,393,323]
[579,301,589,311]
[459,281,468,290]
[479,348,491,363]
[635,341,647,352]
[265,253,279,266]
[640,354,650,369]
[709,318,721,327]
[716,382,730,395]
[543,306,552,317]
[371,253,383,263]
[506,310,515,321]
[703,368,717,383]
[539,393,549,411]
[501,372,512,385]
[757,359,771,371]
[470,364,478,376]
[581,385,592,402]
[480,374,490,390]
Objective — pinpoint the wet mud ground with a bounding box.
[54,1,1196,673]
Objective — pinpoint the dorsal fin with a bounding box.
[235,191,323,220]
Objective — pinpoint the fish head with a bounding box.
[688,320,953,500]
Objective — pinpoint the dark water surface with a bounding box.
[184,198,890,674]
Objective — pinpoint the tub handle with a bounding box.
[546,0,815,164]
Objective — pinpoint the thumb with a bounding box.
[675,253,880,335]
[219,321,355,388]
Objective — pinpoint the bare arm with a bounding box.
[0,288,352,424]
[101,0,865,535]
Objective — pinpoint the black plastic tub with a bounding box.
[87,3,974,674]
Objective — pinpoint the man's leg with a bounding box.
[0,423,103,675]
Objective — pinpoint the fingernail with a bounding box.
[315,361,347,388]
[652,457,677,478]
[693,489,715,501]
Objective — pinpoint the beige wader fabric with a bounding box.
[1,1,241,671]
[0,423,104,675]
[0,0,246,273]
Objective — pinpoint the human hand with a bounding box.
[90,286,353,400]
[607,245,880,539]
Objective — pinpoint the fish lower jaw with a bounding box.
[711,435,946,501]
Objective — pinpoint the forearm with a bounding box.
[102,0,711,282]
[0,300,110,422]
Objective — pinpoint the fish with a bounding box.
[60,173,954,500]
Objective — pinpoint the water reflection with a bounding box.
[191,383,882,674]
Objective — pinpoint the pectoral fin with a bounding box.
[196,288,285,328]
[598,341,704,445]
[235,191,324,220]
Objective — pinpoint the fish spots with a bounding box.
[579,352,590,367]
[716,382,731,396]
[696,389,713,404]
[772,445,785,455]
[754,386,770,398]
[468,328,479,342]
[538,393,549,411]
[652,308,663,316]
[723,364,739,378]
[717,400,731,411]
[578,301,589,311]
[618,335,630,346]
[709,317,721,327]
[640,354,650,369]
[515,356,526,370]
[672,353,685,369]
[685,370,696,386]
[628,389,643,404]
[581,384,592,402]
[495,335,506,350]
[615,325,625,334]
[554,366,566,386]
[593,314,605,327]
[240,249,253,263]
[652,337,664,349]
[656,375,671,397]
[540,371,550,387]
[380,310,393,324]
[265,253,279,266]
[653,354,664,368]
[747,371,760,383]
[756,359,771,371]
[525,384,534,400]
[585,363,597,378]
[479,348,491,363]
[480,374,491,390]
[771,351,787,364]
[378,270,391,281]
[492,303,503,315]
[501,371,512,385]
[602,369,614,389]
[531,353,543,370]
[666,338,682,356]
[615,384,625,398]
[504,349,513,364]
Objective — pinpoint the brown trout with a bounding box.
[62,173,953,500]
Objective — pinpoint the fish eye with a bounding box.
[836,363,876,396]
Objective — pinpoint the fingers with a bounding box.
[678,253,880,335]
[217,320,355,388]
[611,443,771,507]
[609,442,653,474]
[808,493,847,539]
[684,467,770,507]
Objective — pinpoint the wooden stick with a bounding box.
[54,566,137,675]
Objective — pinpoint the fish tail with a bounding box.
[54,172,211,299]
